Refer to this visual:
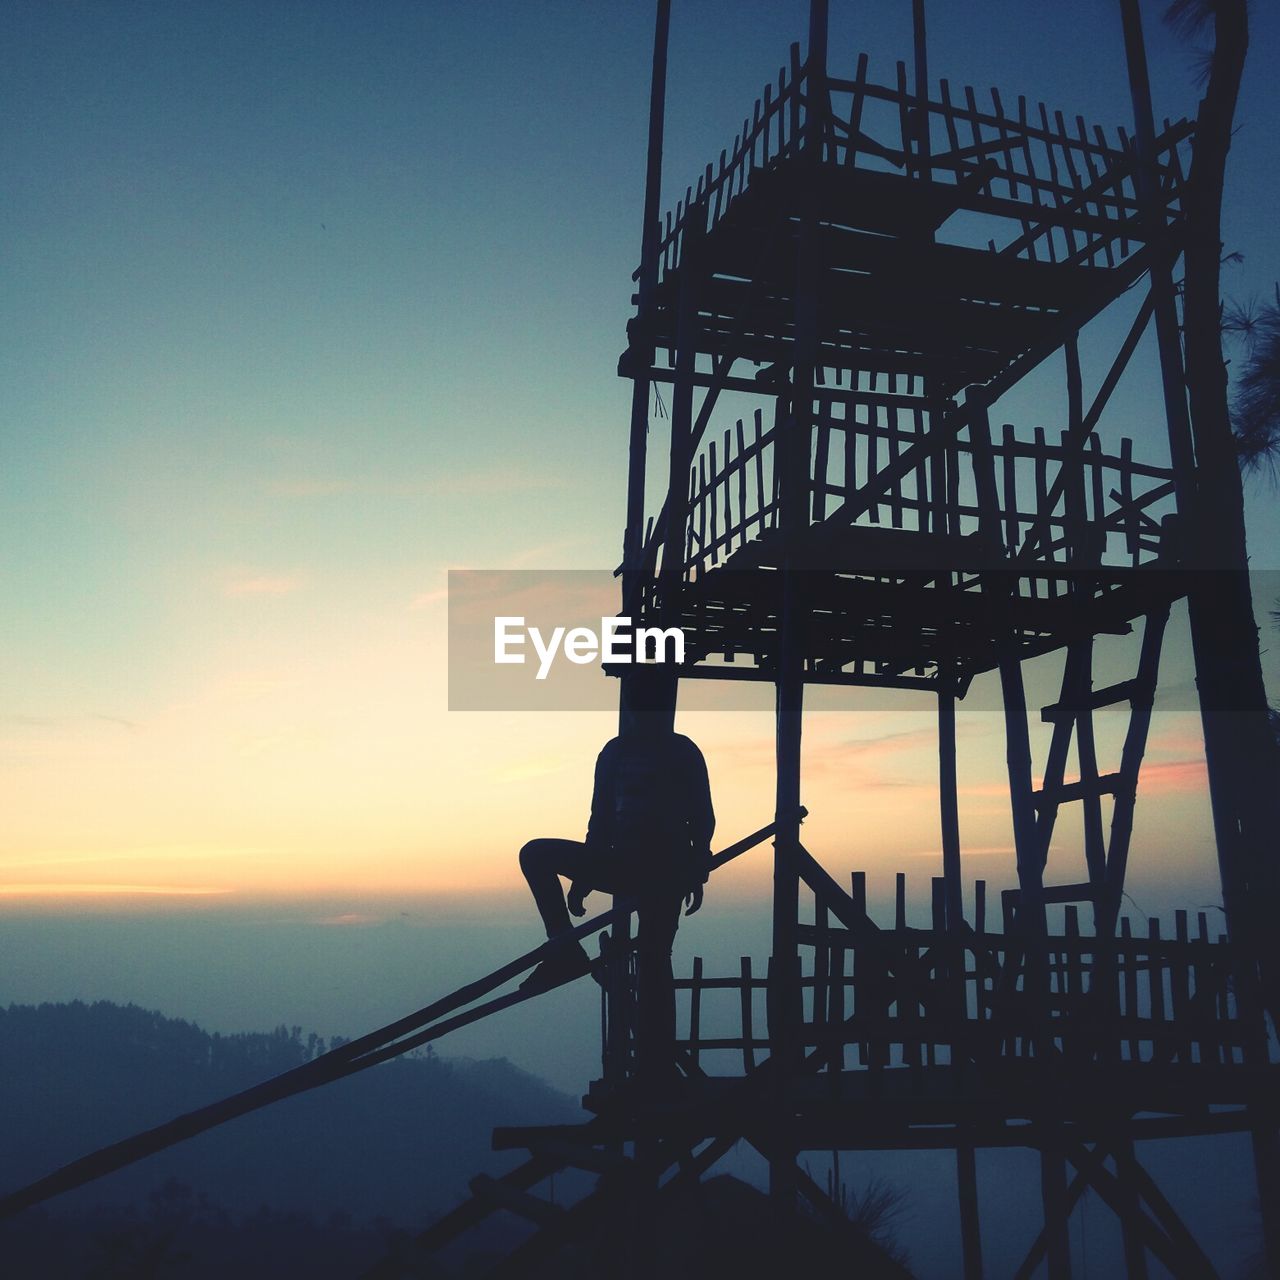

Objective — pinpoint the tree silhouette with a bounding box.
[1223,288,1280,474]
[1162,0,1280,1039]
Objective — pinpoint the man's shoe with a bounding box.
[519,944,592,994]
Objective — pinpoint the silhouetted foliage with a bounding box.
[1,1180,438,1280]
[0,1000,577,1275]
[818,1171,911,1269]
[1223,289,1280,474]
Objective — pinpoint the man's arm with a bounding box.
[683,738,715,883]
[570,742,616,918]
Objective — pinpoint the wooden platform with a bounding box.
[639,546,1182,689]
[627,53,1191,397]
[644,167,1159,397]
[567,1061,1277,1152]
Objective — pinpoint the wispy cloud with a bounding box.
[408,587,449,611]
[839,727,939,757]
[712,730,937,791]
[221,573,303,598]
[267,478,351,498]
[1140,758,1208,793]
[908,844,1015,858]
[504,538,583,569]
[236,730,323,758]
[0,883,232,897]
[493,757,568,784]
[435,537,588,577]
[1144,723,1208,758]
[448,468,565,497]
[156,670,305,719]
[959,781,1020,798]
[0,713,137,731]
[958,758,1207,799]
[267,468,564,500]
[0,845,286,874]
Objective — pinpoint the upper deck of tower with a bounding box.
[617,42,1192,692]
[624,45,1192,400]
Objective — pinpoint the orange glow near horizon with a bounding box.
[0,884,233,898]
[0,607,1224,909]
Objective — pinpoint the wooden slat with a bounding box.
[813,398,831,522]
[814,900,831,1066]
[1035,773,1123,807]
[1001,422,1019,552]
[688,955,703,1072]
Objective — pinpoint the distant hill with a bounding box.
[0,1000,579,1226]
[0,1002,918,1279]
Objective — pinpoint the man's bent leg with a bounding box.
[518,838,614,995]
[519,838,593,939]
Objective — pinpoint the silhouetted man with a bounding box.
[518,668,714,1080]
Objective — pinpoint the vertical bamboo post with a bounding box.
[943,611,982,1280]
[1040,1137,1073,1280]
[939,679,963,931]
[621,0,671,611]
[969,395,1044,937]
[688,955,703,1074]
[769,0,826,1215]
[1116,0,1195,502]
[1002,654,1045,933]
[1121,917,1139,1063]
[940,665,978,1275]
[1098,607,1169,937]
[741,956,756,1075]
[912,0,929,170]
[611,0,672,1103]
[814,899,830,1065]
[957,1141,984,1280]
[1115,1138,1151,1280]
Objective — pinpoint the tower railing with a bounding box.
[674,904,1254,1081]
[647,46,1192,282]
[672,408,1177,584]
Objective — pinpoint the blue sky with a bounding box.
[1,0,1278,979]
[2,5,1278,1273]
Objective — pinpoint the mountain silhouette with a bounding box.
[0,1001,920,1278]
[0,1000,578,1225]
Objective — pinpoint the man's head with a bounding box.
[621,664,677,735]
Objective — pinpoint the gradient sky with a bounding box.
[3,0,1279,927]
